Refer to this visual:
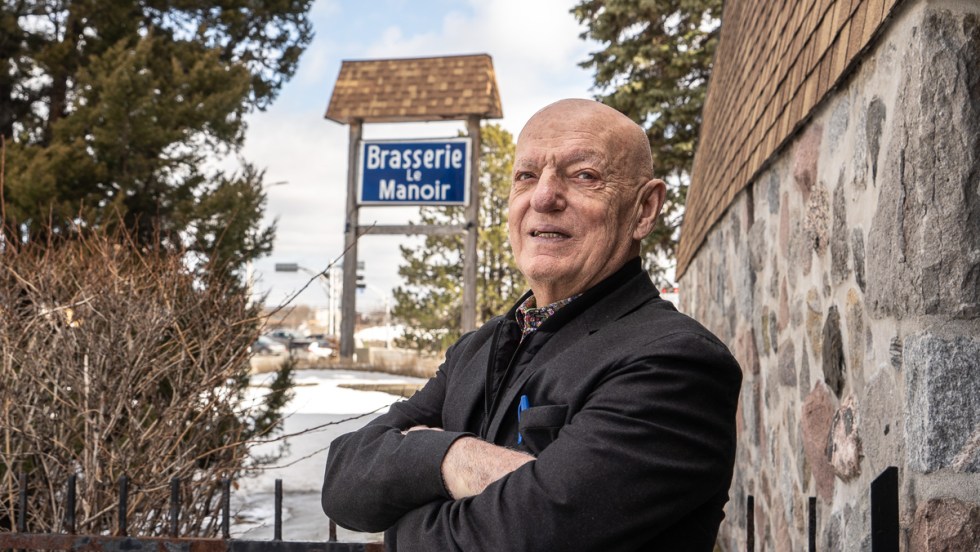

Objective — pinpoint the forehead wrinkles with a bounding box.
[514,144,607,171]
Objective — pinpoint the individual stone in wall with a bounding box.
[829,395,863,481]
[822,305,845,398]
[802,381,837,502]
[904,333,980,473]
[865,97,886,184]
[909,498,980,551]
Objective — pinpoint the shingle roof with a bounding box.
[324,54,503,124]
[676,0,905,278]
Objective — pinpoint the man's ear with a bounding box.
[632,178,667,241]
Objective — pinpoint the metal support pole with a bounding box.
[117,476,128,537]
[340,119,363,360]
[461,116,481,332]
[870,466,899,552]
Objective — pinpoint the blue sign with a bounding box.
[358,138,471,205]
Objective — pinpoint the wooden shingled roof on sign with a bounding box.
[676,0,905,278]
[324,54,503,124]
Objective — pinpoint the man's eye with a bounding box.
[515,172,535,181]
[574,171,597,180]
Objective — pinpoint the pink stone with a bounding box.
[734,327,760,375]
[829,395,863,481]
[793,124,822,202]
[910,498,980,552]
[802,381,837,502]
[779,278,790,333]
[779,192,791,258]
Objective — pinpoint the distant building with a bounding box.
[679,0,980,549]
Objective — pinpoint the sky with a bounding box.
[242,0,599,313]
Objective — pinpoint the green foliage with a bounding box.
[393,124,525,352]
[0,0,313,277]
[573,0,722,281]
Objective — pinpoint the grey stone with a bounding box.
[791,297,804,329]
[778,339,797,387]
[867,9,980,320]
[831,174,851,284]
[761,307,772,354]
[827,92,851,153]
[768,171,781,215]
[866,96,886,184]
[799,340,811,402]
[851,229,866,292]
[770,253,780,300]
[754,380,764,449]
[769,312,779,354]
[889,337,903,370]
[730,208,741,248]
[904,333,980,473]
[825,511,843,551]
[735,248,754,320]
[862,368,903,471]
[748,219,767,275]
[805,182,831,258]
[822,305,846,398]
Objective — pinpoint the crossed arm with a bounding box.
[403,425,535,499]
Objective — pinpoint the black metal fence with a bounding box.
[4,466,902,551]
[744,466,899,552]
[0,473,381,552]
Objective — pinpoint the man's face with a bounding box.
[508,103,646,304]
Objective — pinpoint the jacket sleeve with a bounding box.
[385,332,742,552]
[321,336,474,532]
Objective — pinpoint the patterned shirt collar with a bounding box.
[515,294,581,338]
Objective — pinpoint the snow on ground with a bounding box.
[232,369,428,542]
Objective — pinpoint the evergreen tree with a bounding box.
[573,0,722,281]
[392,124,524,352]
[0,1,313,277]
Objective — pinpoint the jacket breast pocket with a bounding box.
[518,404,568,455]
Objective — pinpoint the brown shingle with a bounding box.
[677,0,904,277]
[324,54,503,124]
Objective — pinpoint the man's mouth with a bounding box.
[531,230,570,239]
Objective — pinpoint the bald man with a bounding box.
[322,99,742,551]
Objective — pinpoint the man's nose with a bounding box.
[530,172,566,212]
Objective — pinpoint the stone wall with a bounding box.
[680,2,980,550]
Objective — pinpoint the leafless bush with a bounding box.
[0,230,292,536]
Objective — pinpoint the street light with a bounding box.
[275,263,341,337]
[358,282,393,348]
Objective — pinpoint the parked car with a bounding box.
[306,340,335,359]
[251,335,287,356]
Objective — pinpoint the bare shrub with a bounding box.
[0,230,292,536]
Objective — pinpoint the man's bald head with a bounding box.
[519,99,655,184]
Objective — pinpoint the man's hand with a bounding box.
[441,436,535,499]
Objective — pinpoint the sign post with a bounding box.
[340,120,362,360]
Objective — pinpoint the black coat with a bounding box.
[322,259,742,551]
